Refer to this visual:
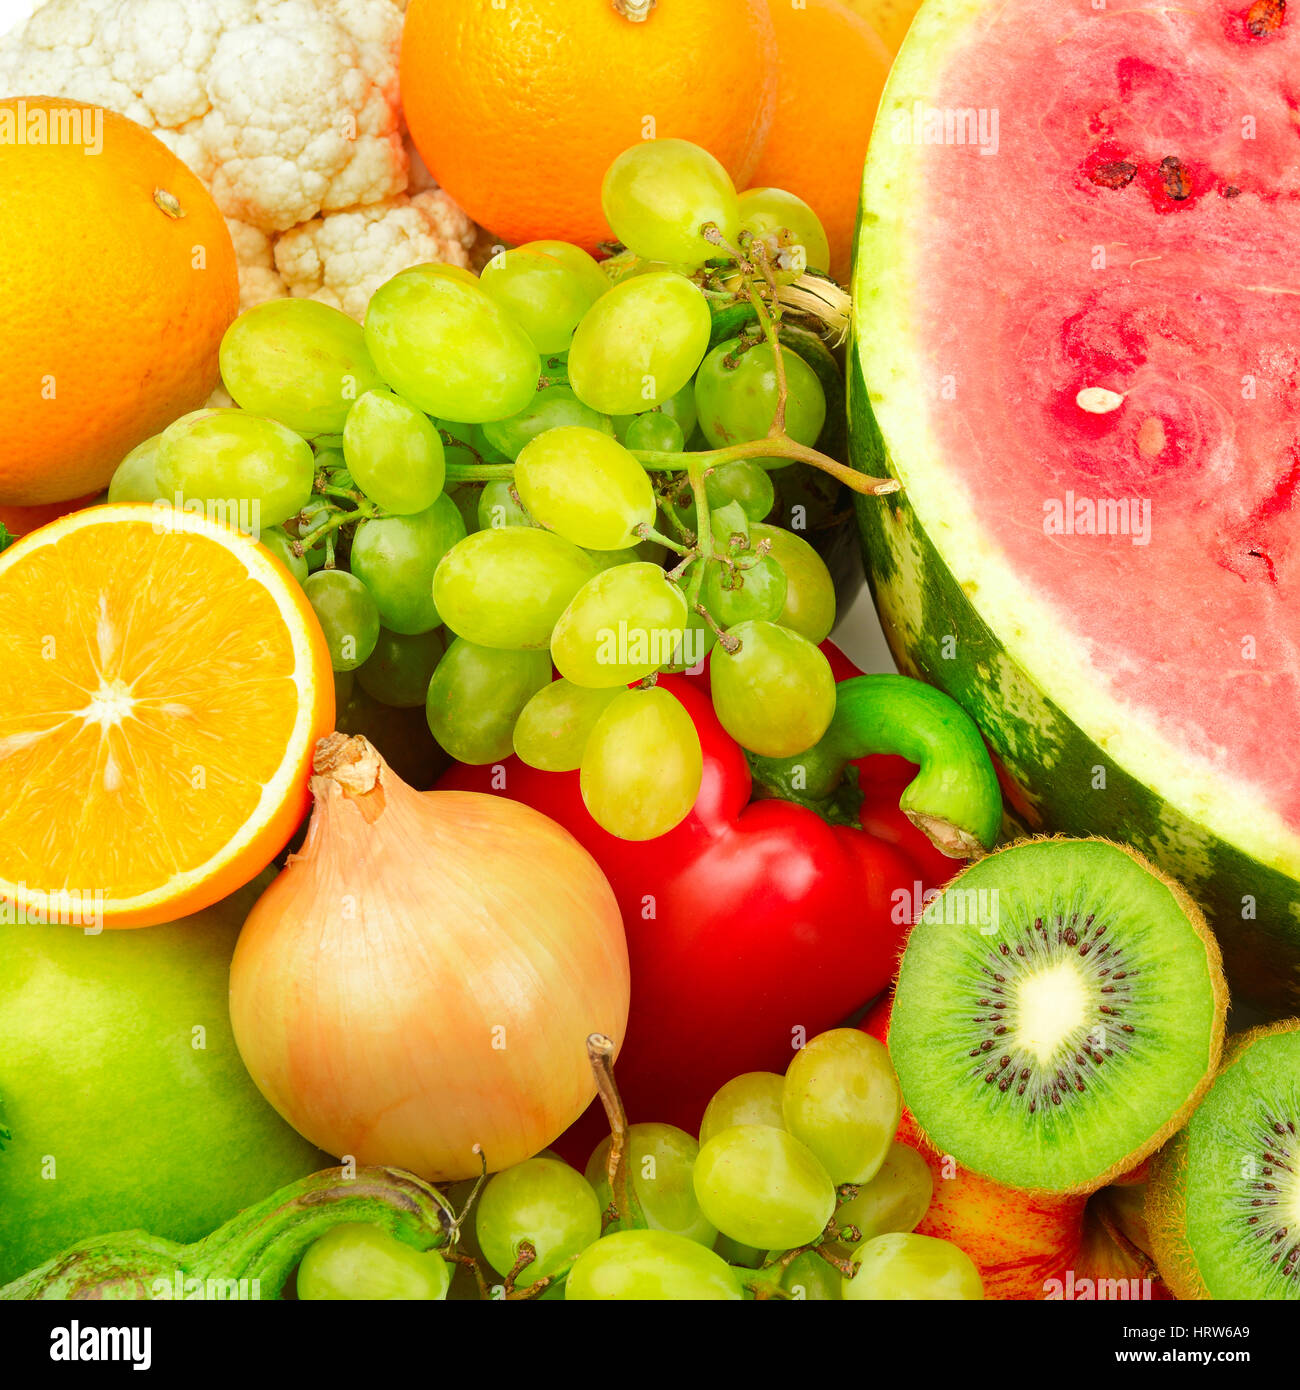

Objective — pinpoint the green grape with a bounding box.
[737,187,832,277]
[313,448,347,481]
[424,262,479,286]
[710,621,835,757]
[447,481,484,535]
[842,1233,984,1302]
[333,668,355,706]
[749,522,835,644]
[708,499,751,550]
[356,628,445,709]
[713,1234,766,1269]
[337,682,451,789]
[349,494,466,635]
[656,606,715,676]
[783,1029,902,1185]
[434,527,598,649]
[579,687,702,840]
[622,257,697,280]
[108,434,164,504]
[612,381,698,445]
[312,437,346,454]
[835,1143,934,1251]
[513,680,620,772]
[343,388,446,516]
[297,1224,450,1301]
[155,409,315,530]
[624,412,684,454]
[568,273,711,417]
[692,1126,836,1251]
[699,1072,786,1147]
[436,418,494,469]
[702,552,787,628]
[540,349,570,379]
[515,426,655,550]
[477,479,534,531]
[479,247,600,354]
[426,639,551,763]
[694,339,827,469]
[585,1123,716,1247]
[304,570,381,672]
[475,1157,602,1290]
[565,1230,743,1301]
[601,139,740,268]
[777,1249,843,1301]
[584,545,642,573]
[705,459,774,523]
[518,240,611,303]
[480,385,611,461]
[364,266,540,423]
[259,525,308,586]
[551,562,688,688]
[219,298,384,435]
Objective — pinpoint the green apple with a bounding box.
[0,873,328,1284]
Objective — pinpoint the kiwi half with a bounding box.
[889,839,1227,1194]
[1148,1021,1300,1299]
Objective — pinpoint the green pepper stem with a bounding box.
[750,675,1003,858]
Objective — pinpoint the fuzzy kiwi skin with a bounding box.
[1147,1019,1300,1300]
[895,836,1230,1198]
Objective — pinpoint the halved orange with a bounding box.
[0,505,334,928]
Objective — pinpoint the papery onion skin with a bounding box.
[228,736,630,1181]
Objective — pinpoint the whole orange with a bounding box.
[0,495,97,540]
[751,0,893,283]
[0,98,239,506]
[401,0,778,252]
[839,0,925,55]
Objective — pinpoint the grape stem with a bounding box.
[444,1144,489,1250]
[695,602,740,655]
[297,498,380,548]
[632,437,899,497]
[635,522,692,556]
[444,461,516,483]
[443,1249,492,1301]
[683,456,718,615]
[586,1034,633,1232]
[315,482,363,504]
[502,1240,537,1294]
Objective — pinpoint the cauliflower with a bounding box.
[0,0,480,315]
[275,188,479,320]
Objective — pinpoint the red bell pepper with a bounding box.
[438,642,1001,1151]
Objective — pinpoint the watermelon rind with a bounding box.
[849,0,1300,1012]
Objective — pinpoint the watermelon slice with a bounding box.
[851,0,1300,1010]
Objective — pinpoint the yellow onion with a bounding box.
[229,733,630,1180]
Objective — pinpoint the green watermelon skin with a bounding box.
[850,0,1300,1012]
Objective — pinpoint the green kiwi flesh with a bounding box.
[1149,1022,1300,1300]
[889,839,1227,1193]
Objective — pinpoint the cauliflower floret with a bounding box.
[0,0,407,232]
[275,189,479,321]
[225,217,287,311]
[0,0,478,315]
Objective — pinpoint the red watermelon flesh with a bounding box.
[911,2,1298,822]
[852,0,1300,1006]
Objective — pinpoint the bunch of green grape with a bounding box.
[107,138,849,842]
[295,1029,984,1302]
